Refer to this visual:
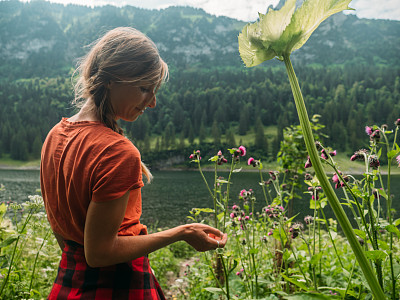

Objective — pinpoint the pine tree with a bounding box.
[239,105,250,135]
[225,127,236,146]
[254,117,268,151]
[211,119,221,146]
[31,135,42,159]
[199,122,206,145]
[188,126,195,145]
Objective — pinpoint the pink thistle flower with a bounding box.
[245,216,250,221]
[236,271,241,276]
[332,173,340,183]
[247,157,254,165]
[238,146,246,156]
[239,189,246,197]
[396,155,400,167]
[230,213,235,219]
[369,155,380,169]
[267,230,273,236]
[321,149,328,160]
[305,156,312,168]
[330,150,337,156]
[232,205,238,210]
[365,126,373,135]
[217,150,222,156]
[189,154,194,159]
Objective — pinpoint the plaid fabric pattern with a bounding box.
[48,240,166,300]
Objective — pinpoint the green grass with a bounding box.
[0,154,40,169]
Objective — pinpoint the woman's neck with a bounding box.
[68,99,100,122]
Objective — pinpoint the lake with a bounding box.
[0,169,399,229]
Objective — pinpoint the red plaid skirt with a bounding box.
[48,240,166,300]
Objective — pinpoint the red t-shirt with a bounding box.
[40,118,147,245]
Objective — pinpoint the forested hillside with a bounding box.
[0,0,399,164]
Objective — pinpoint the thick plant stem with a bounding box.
[282,53,385,299]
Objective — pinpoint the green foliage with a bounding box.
[0,195,60,299]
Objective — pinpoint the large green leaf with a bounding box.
[281,0,354,53]
[238,0,353,67]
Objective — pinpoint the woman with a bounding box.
[40,27,227,299]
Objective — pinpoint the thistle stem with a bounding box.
[282,53,385,299]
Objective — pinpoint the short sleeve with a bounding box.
[91,140,144,202]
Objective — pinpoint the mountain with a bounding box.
[0,0,399,164]
[0,0,399,80]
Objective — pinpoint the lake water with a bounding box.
[0,169,399,229]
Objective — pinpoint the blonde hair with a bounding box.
[73,27,168,183]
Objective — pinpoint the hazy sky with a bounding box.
[21,0,400,21]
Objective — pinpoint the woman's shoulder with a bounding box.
[56,118,139,157]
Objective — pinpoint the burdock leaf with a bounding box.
[281,0,353,53]
[238,23,275,67]
[238,0,296,66]
[238,0,353,67]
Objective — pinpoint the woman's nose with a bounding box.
[147,95,156,108]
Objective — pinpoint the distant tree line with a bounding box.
[1,63,399,162]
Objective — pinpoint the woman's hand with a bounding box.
[181,223,228,252]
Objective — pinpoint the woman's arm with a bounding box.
[84,189,227,268]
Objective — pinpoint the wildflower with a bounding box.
[269,171,278,180]
[304,215,314,225]
[232,204,239,211]
[370,130,380,142]
[332,173,340,184]
[304,173,313,180]
[248,157,260,167]
[238,145,246,156]
[350,149,368,161]
[396,155,400,167]
[305,156,312,168]
[330,150,337,157]
[394,118,400,127]
[365,126,373,135]
[230,213,236,219]
[265,205,284,219]
[289,222,304,239]
[216,150,228,165]
[321,149,328,160]
[267,230,273,236]
[189,150,201,161]
[239,189,254,202]
[369,155,380,169]
[245,216,250,221]
[308,186,322,200]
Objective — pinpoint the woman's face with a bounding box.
[109,82,156,122]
